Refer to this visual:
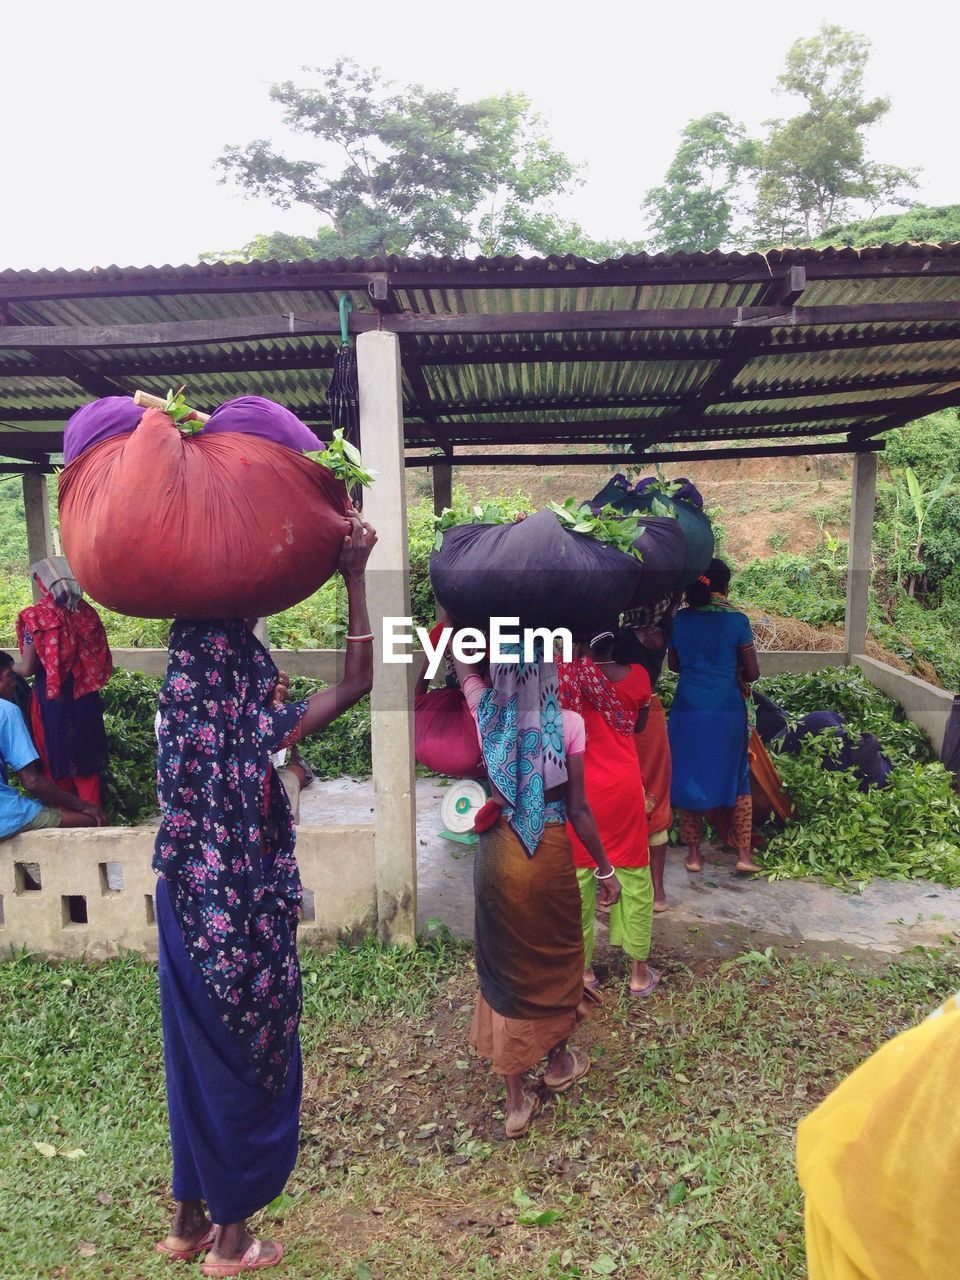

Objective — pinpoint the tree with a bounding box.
[754,24,917,244]
[210,59,639,261]
[641,113,759,253]
[641,26,919,252]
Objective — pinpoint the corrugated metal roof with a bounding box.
[0,244,959,462]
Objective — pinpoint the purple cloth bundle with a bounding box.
[63,397,144,463]
[63,395,324,463]
[204,397,324,453]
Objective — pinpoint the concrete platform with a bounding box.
[300,777,960,956]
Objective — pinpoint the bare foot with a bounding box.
[629,963,661,997]
[583,969,600,990]
[653,895,669,913]
[735,857,764,874]
[505,1091,540,1138]
[684,850,704,873]
[158,1199,213,1256]
[543,1045,590,1092]
[206,1223,282,1268]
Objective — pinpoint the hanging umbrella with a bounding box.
[327,294,362,509]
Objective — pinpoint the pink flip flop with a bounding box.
[629,968,662,999]
[155,1224,216,1261]
[201,1239,284,1277]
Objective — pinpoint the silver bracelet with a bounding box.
[345,633,374,642]
[594,867,616,880]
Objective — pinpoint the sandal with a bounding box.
[505,1091,540,1139]
[583,976,601,992]
[155,1224,216,1261]
[201,1240,284,1276]
[543,1046,590,1093]
[629,968,661,999]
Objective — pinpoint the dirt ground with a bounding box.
[411,449,853,564]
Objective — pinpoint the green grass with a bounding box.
[3,935,959,1279]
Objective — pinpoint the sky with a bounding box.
[2,0,955,270]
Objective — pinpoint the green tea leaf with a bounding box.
[518,1208,563,1226]
[305,429,376,489]
[667,1179,687,1207]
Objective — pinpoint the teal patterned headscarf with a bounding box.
[477,644,567,856]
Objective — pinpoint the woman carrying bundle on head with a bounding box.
[614,598,680,914]
[445,613,620,1141]
[153,513,376,1277]
[667,558,763,877]
[14,557,112,810]
[558,630,660,1000]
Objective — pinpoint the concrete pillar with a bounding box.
[252,617,270,649]
[22,472,53,603]
[432,454,452,517]
[844,451,878,655]
[357,331,417,945]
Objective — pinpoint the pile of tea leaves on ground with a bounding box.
[753,667,960,888]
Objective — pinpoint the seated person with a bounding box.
[0,652,105,835]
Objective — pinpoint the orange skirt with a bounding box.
[471,818,589,1075]
[633,695,672,839]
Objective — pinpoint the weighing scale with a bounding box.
[438,778,490,845]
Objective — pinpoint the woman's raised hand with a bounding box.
[596,872,622,910]
[338,514,378,579]
[271,670,291,708]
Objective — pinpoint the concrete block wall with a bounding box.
[0,823,376,961]
[757,650,849,676]
[853,655,958,756]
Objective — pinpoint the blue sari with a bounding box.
[155,620,307,1221]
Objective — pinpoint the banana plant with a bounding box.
[902,465,954,597]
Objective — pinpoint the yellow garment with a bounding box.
[797,993,960,1280]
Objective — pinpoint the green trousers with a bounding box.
[576,865,654,970]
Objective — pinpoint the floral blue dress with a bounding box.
[154,620,308,1222]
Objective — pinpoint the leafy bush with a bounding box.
[409,485,534,627]
[732,553,845,627]
[98,670,373,827]
[287,676,372,777]
[99,671,162,825]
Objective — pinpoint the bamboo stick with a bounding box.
[133,389,211,424]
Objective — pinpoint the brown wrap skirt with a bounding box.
[470,816,588,1075]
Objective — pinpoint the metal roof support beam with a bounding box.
[4,300,960,349]
[416,325,960,367]
[407,426,857,448]
[1,301,129,402]
[367,276,440,431]
[0,431,68,454]
[1,253,959,305]
[404,439,885,467]
[651,268,809,446]
[420,368,960,418]
[402,393,960,445]
[845,450,878,654]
